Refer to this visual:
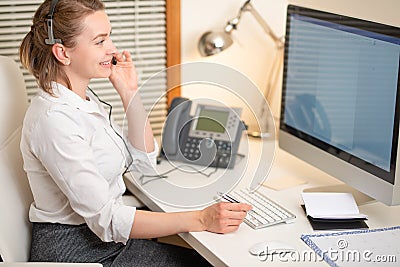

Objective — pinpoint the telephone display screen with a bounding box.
[196,109,229,133]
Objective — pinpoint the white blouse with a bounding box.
[20,82,158,244]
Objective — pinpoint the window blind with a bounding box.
[0,0,167,134]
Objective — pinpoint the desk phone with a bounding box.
[161,97,246,169]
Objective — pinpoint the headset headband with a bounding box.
[45,0,62,45]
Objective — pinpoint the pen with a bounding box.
[217,191,240,203]
[217,192,254,214]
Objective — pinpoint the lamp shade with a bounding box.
[198,31,233,57]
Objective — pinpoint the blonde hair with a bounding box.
[19,0,105,94]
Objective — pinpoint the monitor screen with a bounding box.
[279,5,400,205]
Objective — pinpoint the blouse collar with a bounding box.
[38,82,104,115]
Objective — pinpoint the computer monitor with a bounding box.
[279,5,400,205]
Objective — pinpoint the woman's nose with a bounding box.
[107,39,117,55]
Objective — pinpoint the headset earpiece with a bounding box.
[45,0,62,45]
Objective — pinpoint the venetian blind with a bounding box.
[0,0,167,134]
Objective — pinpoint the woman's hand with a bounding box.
[199,202,252,234]
[108,50,138,99]
[108,50,155,153]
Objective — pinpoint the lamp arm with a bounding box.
[225,0,284,48]
[223,0,251,33]
[244,2,284,47]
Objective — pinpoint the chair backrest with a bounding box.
[0,56,33,262]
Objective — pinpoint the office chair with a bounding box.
[0,55,101,266]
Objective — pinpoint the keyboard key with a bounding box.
[226,190,296,229]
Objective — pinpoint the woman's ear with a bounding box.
[51,44,71,66]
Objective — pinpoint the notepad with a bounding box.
[301,226,400,267]
[302,192,367,220]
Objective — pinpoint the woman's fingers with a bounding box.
[201,202,252,234]
[113,50,132,64]
[122,50,132,62]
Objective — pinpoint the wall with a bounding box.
[180,0,400,132]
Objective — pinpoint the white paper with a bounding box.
[301,192,367,219]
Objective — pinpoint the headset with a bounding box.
[44,0,118,65]
[45,0,62,45]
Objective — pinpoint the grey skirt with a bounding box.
[30,222,210,267]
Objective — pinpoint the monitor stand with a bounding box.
[303,184,375,206]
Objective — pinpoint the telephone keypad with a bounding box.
[181,137,232,167]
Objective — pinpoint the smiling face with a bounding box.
[64,10,116,88]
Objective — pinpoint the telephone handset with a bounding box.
[161,97,246,169]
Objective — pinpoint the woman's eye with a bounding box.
[96,39,105,45]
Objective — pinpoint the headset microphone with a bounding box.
[112,56,117,65]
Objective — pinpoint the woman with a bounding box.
[19,0,252,266]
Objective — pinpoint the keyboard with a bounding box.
[226,189,296,229]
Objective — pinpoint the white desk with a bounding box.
[124,138,400,266]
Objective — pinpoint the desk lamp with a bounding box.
[198,0,284,138]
